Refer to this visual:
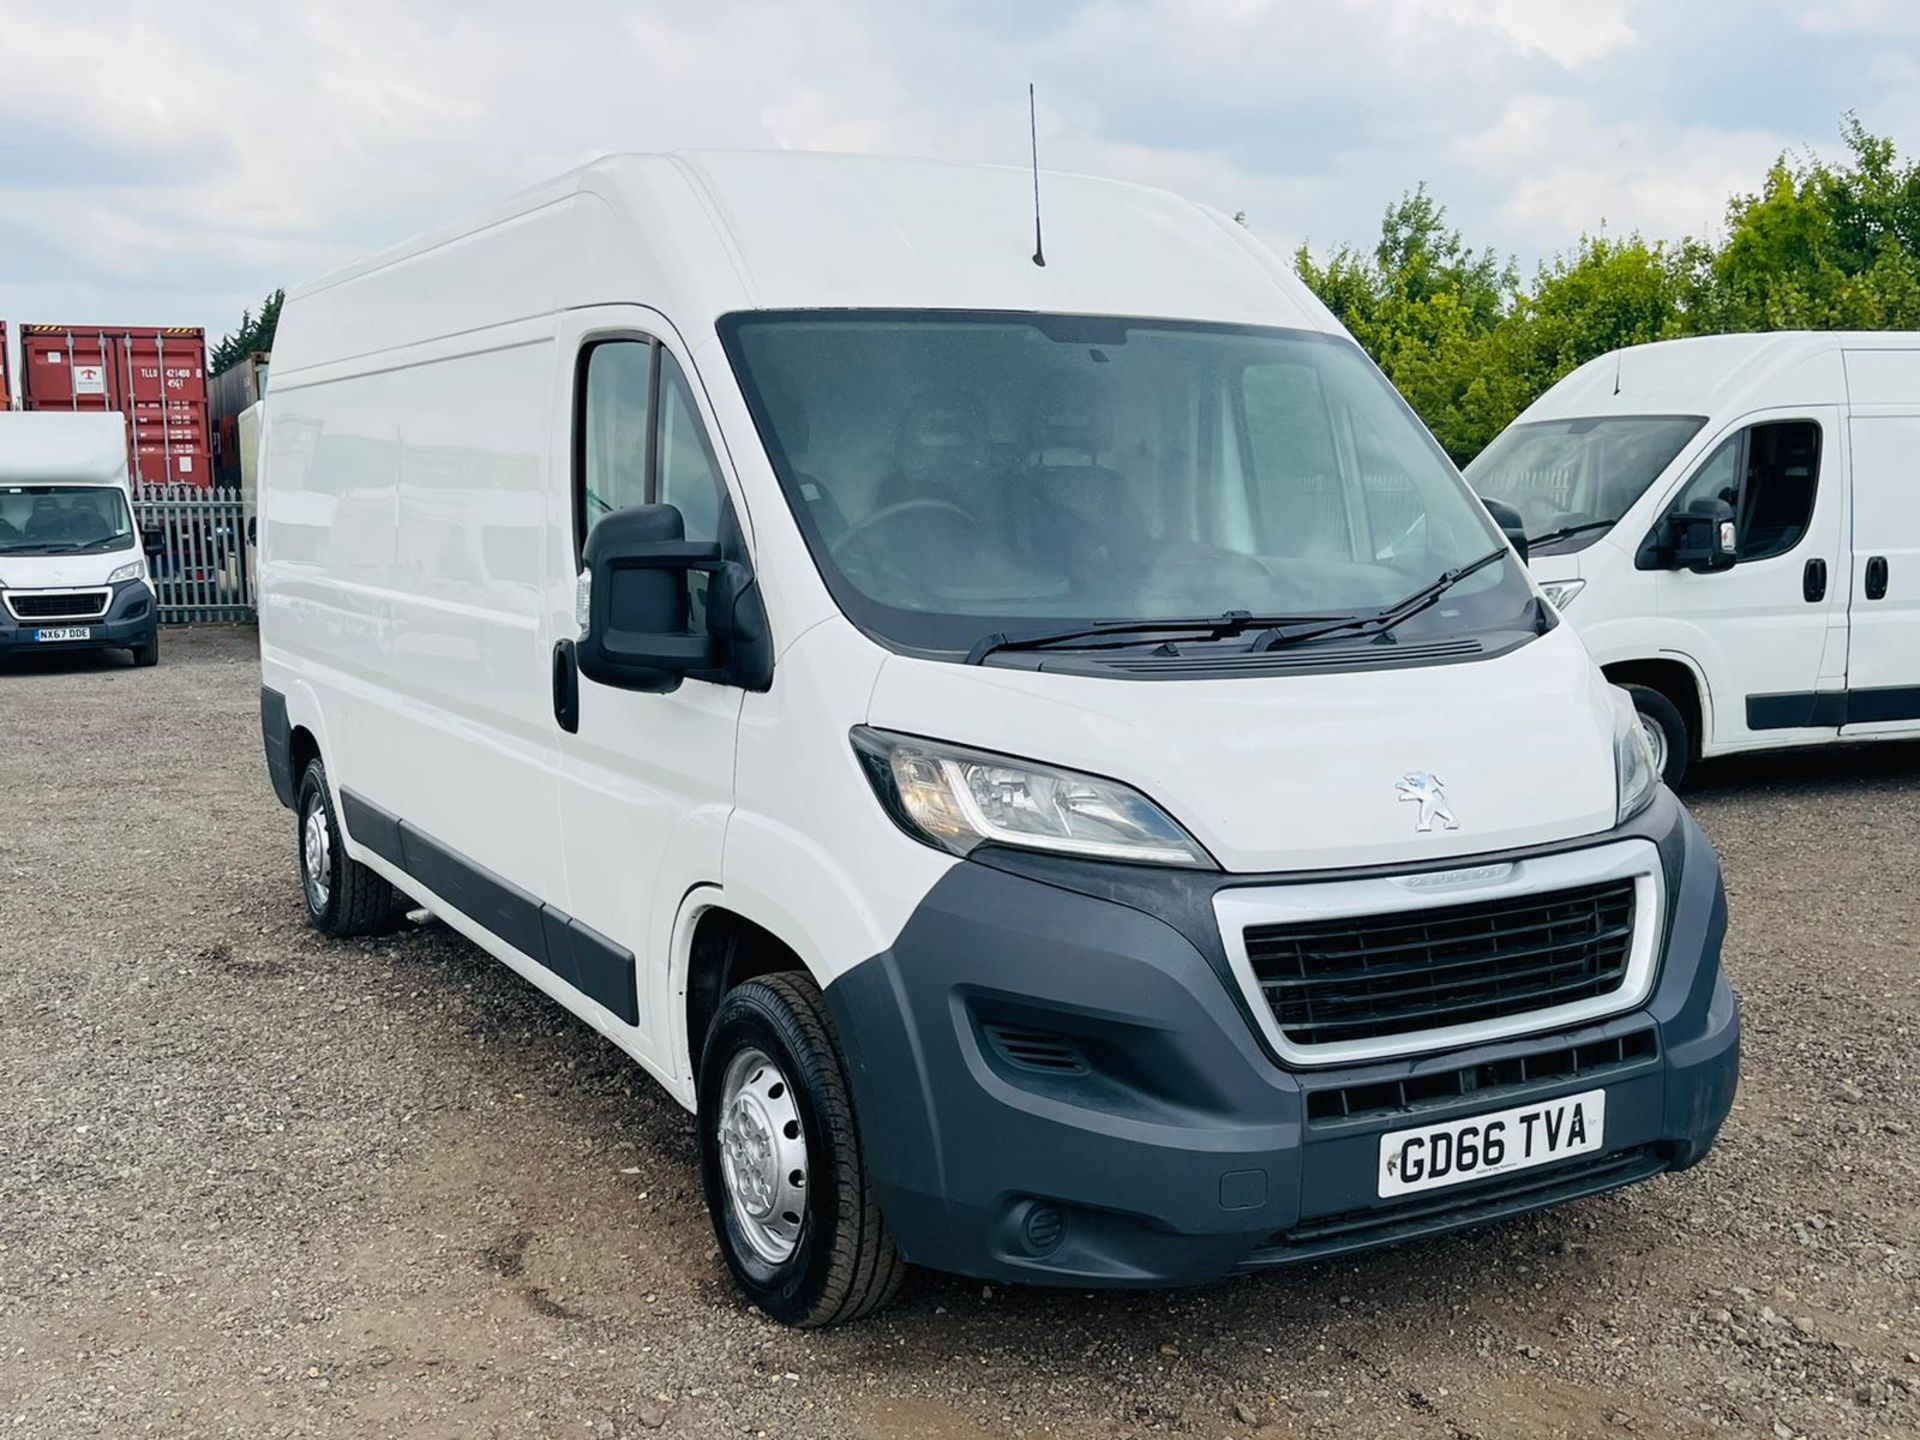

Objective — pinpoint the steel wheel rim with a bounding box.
[1639,714,1670,778]
[716,1046,809,1265]
[302,799,332,911]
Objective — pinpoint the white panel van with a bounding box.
[1469,332,1920,786]
[259,152,1737,1326]
[0,412,161,666]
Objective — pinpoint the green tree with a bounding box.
[1293,119,1920,462]
[211,289,284,374]
[1695,117,1920,330]
[1295,187,1517,459]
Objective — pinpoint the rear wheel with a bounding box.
[296,759,395,936]
[698,972,904,1327]
[1624,684,1690,789]
[130,631,159,667]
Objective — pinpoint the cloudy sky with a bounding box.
[2,0,1917,358]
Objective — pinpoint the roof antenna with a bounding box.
[1613,348,1623,396]
[1028,83,1046,268]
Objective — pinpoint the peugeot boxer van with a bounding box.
[0,412,160,666]
[1469,332,1920,786]
[258,152,1737,1326]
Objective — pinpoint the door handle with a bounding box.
[1865,555,1889,601]
[552,639,580,733]
[1803,557,1827,603]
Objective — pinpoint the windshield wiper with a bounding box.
[965,547,1512,665]
[1258,546,1512,652]
[0,540,83,554]
[1525,520,1616,548]
[965,610,1356,665]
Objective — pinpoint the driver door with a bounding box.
[1647,411,1848,748]
[545,308,745,1070]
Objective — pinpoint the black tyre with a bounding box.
[130,631,159,667]
[1624,684,1690,789]
[296,759,395,937]
[697,971,904,1327]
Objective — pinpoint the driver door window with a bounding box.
[1666,420,1821,562]
[576,337,730,626]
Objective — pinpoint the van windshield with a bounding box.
[0,484,136,555]
[721,312,1531,659]
[1466,416,1705,554]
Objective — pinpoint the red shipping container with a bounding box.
[19,324,212,487]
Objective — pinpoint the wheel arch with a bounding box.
[675,897,827,1099]
[1602,655,1709,760]
[289,724,321,789]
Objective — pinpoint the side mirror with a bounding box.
[141,523,165,557]
[1665,498,1737,572]
[1479,496,1529,564]
[574,503,773,694]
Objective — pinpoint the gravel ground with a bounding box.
[2,625,1916,1440]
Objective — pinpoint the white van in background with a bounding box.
[259,152,1737,1326]
[1470,333,1920,786]
[0,412,161,666]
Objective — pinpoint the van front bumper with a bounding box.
[0,582,156,658]
[823,791,1737,1287]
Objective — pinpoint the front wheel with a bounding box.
[129,631,159,667]
[697,972,904,1327]
[1624,684,1690,790]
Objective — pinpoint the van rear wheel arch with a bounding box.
[288,726,321,797]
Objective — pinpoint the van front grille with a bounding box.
[1303,1025,1659,1126]
[1245,880,1636,1049]
[7,589,111,621]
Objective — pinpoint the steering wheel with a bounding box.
[829,498,984,602]
[1133,542,1276,612]
[831,498,979,557]
[1516,494,1570,530]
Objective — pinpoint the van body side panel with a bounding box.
[259,365,401,818]
[722,623,956,993]
[1641,408,1849,751]
[264,326,566,915]
[1839,351,1920,734]
[380,332,562,905]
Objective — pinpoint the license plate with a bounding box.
[1378,1088,1605,1198]
[33,627,92,643]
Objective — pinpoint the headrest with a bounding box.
[1032,375,1113,459]
[897,390,988,479]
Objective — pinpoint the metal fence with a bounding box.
[131,484,254,623]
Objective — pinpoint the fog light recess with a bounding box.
[1021,1202,1067,1255]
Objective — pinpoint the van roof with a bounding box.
[275,150,1339,378]
[0,412,130,486]
[1515,330,1920,424]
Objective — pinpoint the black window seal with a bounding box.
[570,331,660,569]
